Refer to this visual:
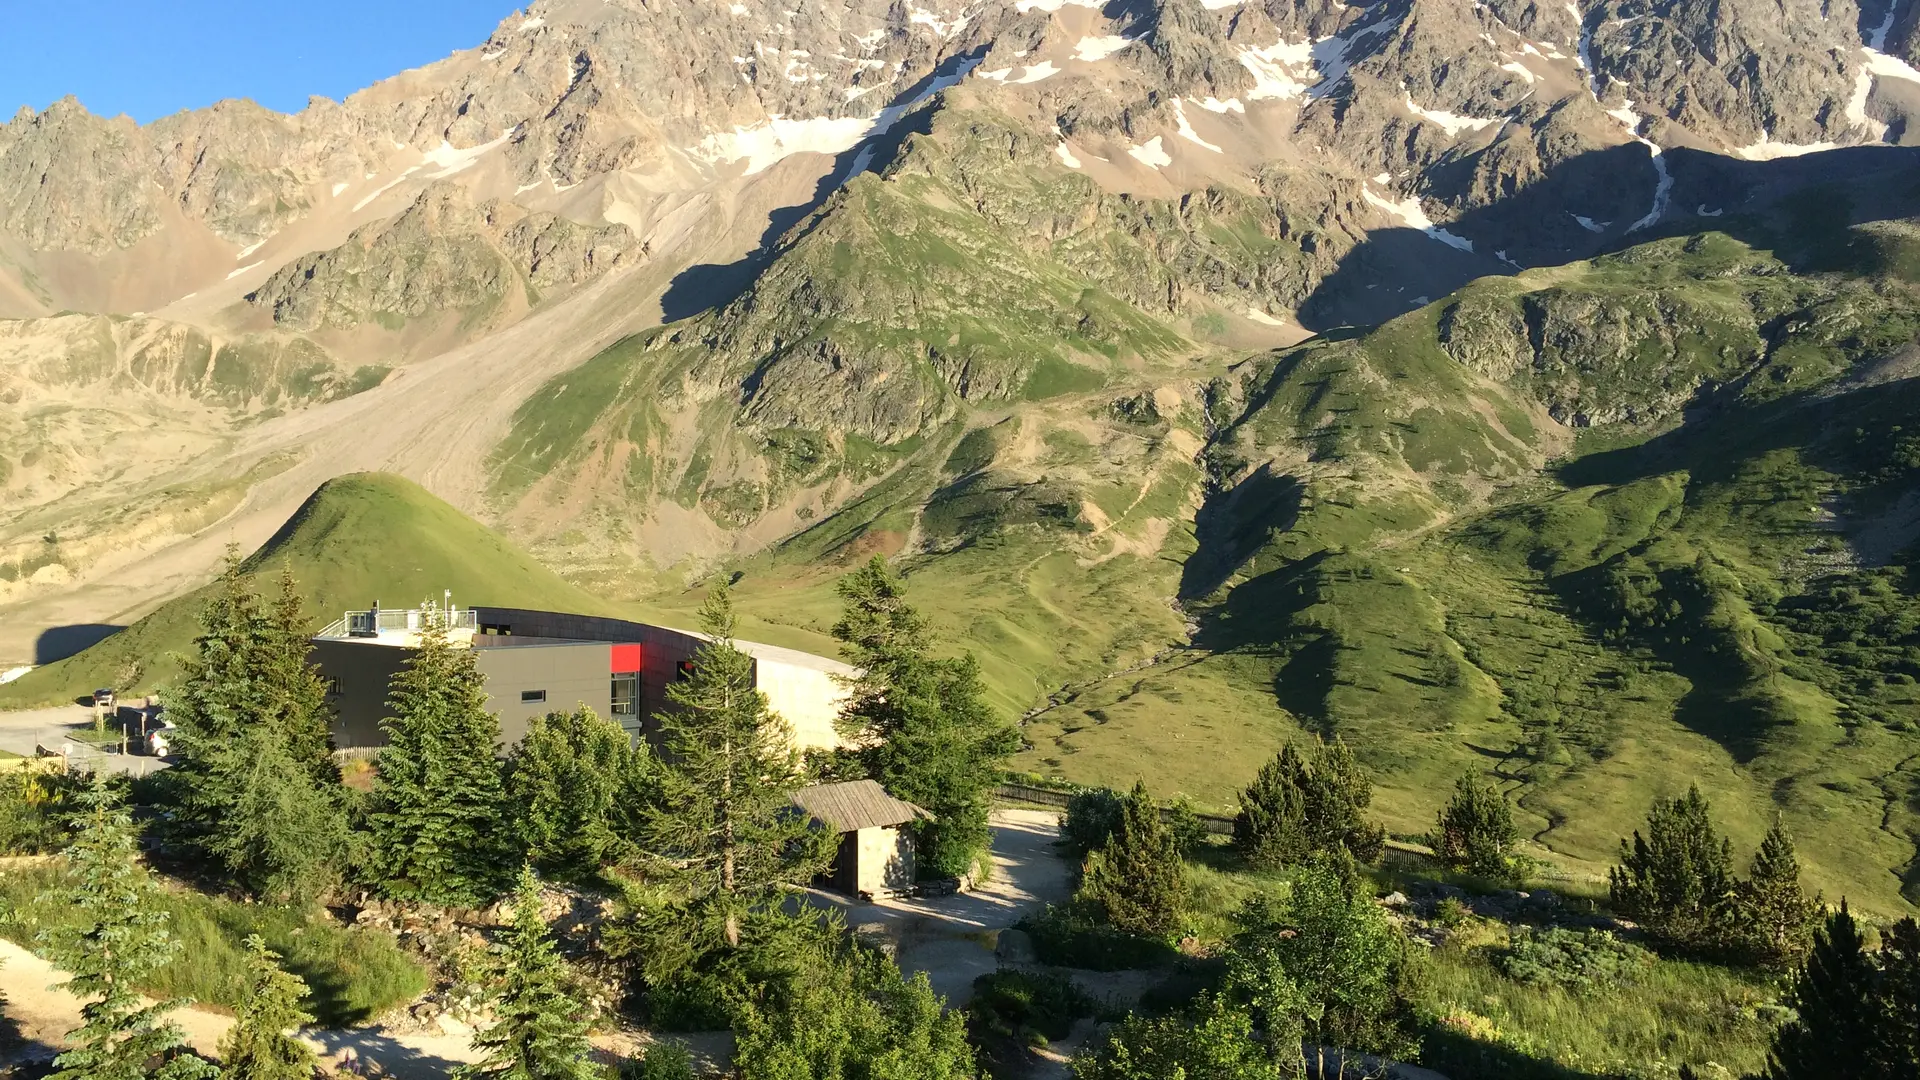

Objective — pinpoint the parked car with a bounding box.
[92,687,116,711]
[145,723,177,757]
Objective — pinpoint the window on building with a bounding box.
[481,622,513,636]
[520,689,547,703]
[326,677,343,698]
[676,660,696,681]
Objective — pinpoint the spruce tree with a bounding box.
[1078,781,1185,939]
[260,566,339,786]
[454,867,597,1080]
[1733,819,1820,968]
[366,603,515,905]
[1609,785,1736,951]
[642,585,827,948]
[44,779,217,1080]
[1306,737,1386,862]
[831,557,1020,877]
[1235,745,1309,868]
[218,935,318,1080]
[162,556,346,900]
[507,706,654,878]
[165,552,267,840]
[1767,903,1880,1080]
[1429,770,1517,880]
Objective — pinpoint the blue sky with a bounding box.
[2,1,517,123]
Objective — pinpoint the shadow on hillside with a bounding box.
[34,624,123,664]
[657,48,986,323]
[1294,140,1920,334]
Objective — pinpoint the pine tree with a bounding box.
[366,603,515,905]
[454,867,597,1080]
[507,706,654,878]
[1733,819,1820,968]
[1234,745,1309,868]
[44,778,218,1080]
[831,557,1020,878]
[1429,770,1517,880]
[1609,786,1737,951]
[211,723,348,901]
[218,935,317,1080]
[1078,782,1185,939]
[1234,738,1384,868]
[1767,903,1881,1080]
[1874,918,1920,1077]
[643,585,828,948]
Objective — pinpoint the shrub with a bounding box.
[1165,798,1211,856]
[967,970,1098,1074]
[0,767,80,855]
[1072,993,1291,1080]
[1060,787,1125,856]
[1495,928,1652,992]
[1015,906,1177,971]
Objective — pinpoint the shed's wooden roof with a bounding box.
[790,780,930,832]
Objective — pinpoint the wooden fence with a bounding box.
[993,783,1236,835]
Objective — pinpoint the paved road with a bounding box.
[0,705,170,777]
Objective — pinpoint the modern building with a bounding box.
[309,600,854,752]
[790,779,927,897]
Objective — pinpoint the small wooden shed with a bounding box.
[790,780,930,898]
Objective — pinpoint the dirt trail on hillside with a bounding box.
[0,158,827,665]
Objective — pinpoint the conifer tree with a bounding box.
[165,552,267,839]
[643,585,827,948]
[1234,738,1384,868]
[367,603,515,905]
[832,557,1020,878]
[1767,903,1880,1080]
[1733,819,1820,968]
[507,706,655,878]
[218,935,318,1080]
[44,778,217,1080]
[1874,917,1920,1075]
[1078,782,1185,939]
[163,555,346,900]
[260,566,339,786]
[455,867,597,1080]
[1609,785,1736,951]
[1429,770,1517,880]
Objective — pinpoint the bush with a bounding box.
[622,1042,695,1080]
[1165,798,1210,857]
[1072,993,1292,1080]
[0,767,80,855]
[968,970,1098,1042]
[1016,905,1177,971]
[1495,928,1652,992]
[1061,787,1125,856]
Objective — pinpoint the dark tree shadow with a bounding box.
[34,625,123,665]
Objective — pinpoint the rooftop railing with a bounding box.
[315,606,479,639]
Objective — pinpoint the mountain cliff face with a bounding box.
[6,0,1920,913]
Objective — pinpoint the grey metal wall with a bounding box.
[311,637,612,752]
[310,639,413,750]
[472,641,613,746]
[471,608,707,738]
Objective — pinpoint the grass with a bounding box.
[0,472,614,707]
[0,863,427,1026]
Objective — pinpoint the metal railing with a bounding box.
[317,607,479,639]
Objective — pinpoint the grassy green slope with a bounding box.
[1019,232,1920,914]
[0,472,611,706]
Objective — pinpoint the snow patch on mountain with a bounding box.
[1127,136,1173,167]
[1075,35,1138,62]
[1363,185,1474,253]
[1402,93,1501,137]
[1173,100,1222,152]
